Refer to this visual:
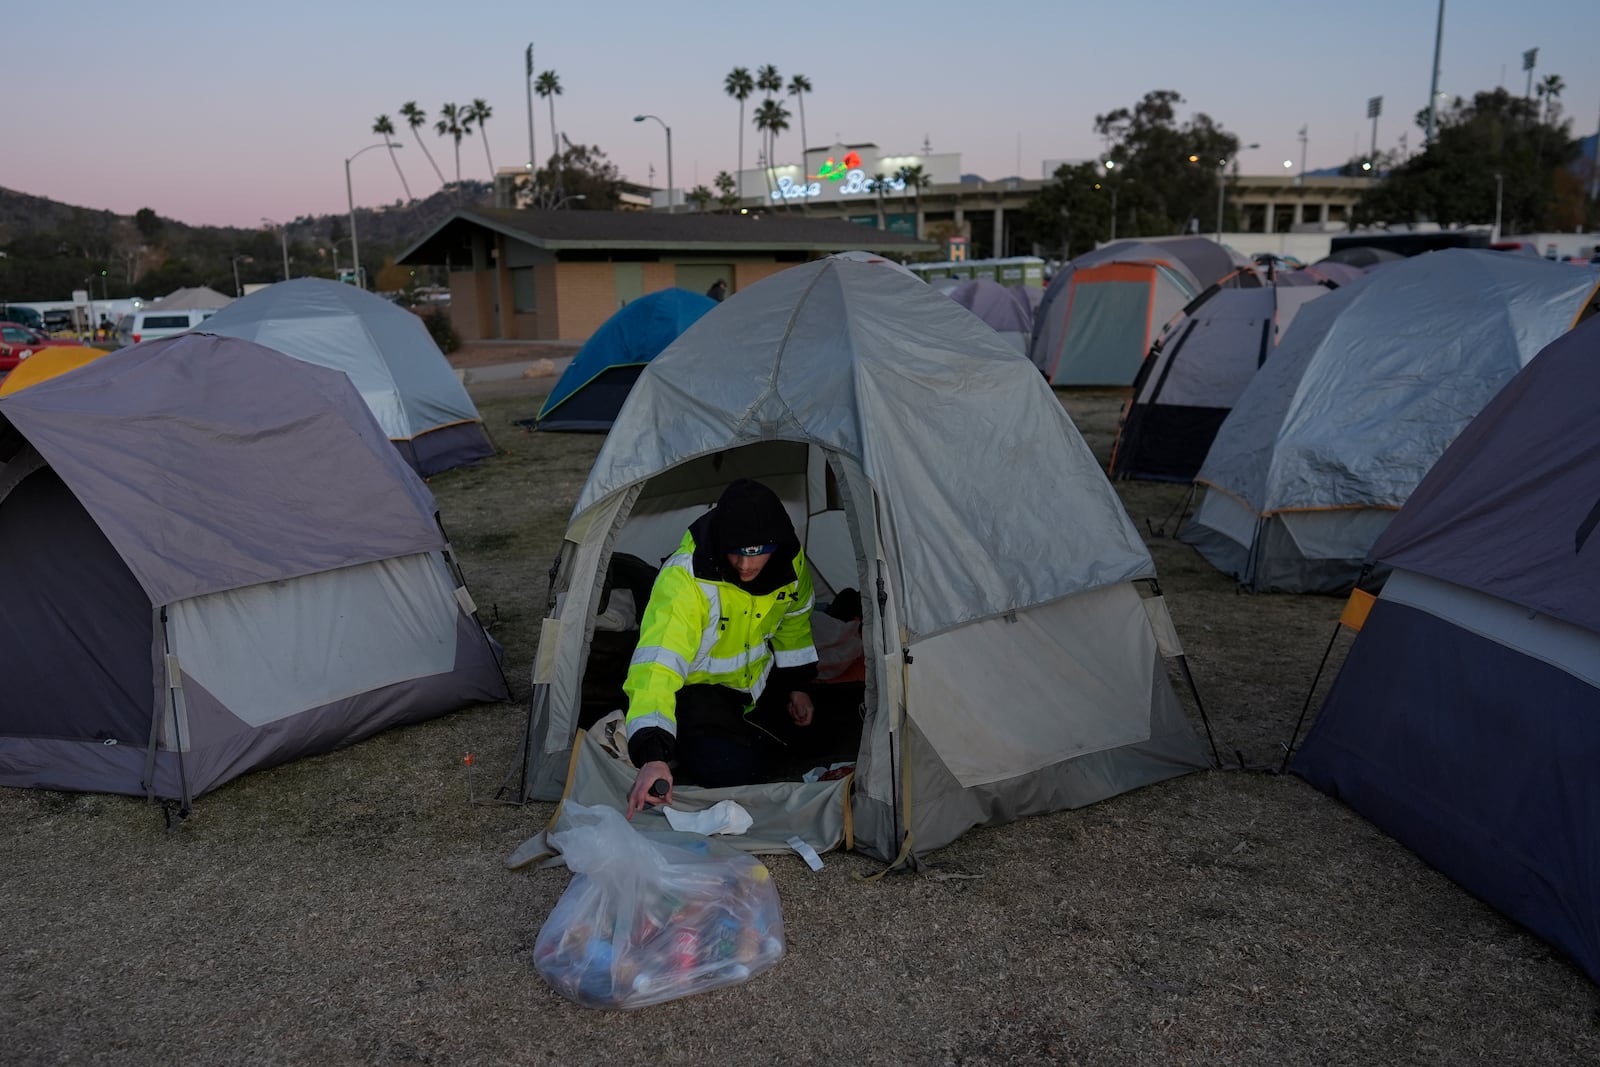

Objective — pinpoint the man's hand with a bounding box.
[787,691,814,727]
[627,761,673,819]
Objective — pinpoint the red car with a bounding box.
[0,322,83,372]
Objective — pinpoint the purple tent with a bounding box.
[944,278,1033,352]
[0,333,509,807]
[1295,313,1600,982]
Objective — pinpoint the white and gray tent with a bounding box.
[1182,249,1600,592]
[0,333,510,809]
[202,278,494,475]
[1110,283,1332,481]
[515,258,1211,865]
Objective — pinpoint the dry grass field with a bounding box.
[2,378,1596,1066]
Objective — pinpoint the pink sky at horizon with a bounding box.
[4,0,1598,230]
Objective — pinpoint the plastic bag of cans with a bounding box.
[533,802,785,1009]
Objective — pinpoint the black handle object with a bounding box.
[649,779,669,799]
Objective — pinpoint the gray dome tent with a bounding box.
[0,334,510,809]
[1182,249,1600,592]
[202,278,494,475]
[516,259,1209,864]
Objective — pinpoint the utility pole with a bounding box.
[1425,0,1446,145]
[1523,48,1538,113]
[1297,126,1308,185]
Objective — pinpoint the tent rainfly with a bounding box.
[515,258,1211,866]
[0,334,510,810]
[1182,249,1600,593]
[531,288,717,432]
[1294,314,1600,983]
[202,278,494,475]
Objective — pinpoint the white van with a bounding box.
[116,308,217,347]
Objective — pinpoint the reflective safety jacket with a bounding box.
[624,525,817,746]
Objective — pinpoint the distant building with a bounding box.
[395,207,931,341]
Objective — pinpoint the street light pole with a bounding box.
[1425,0,1446,145]
[551,194,587,210]
[345,141,399,289]
[1103,160,1118,242]
[1492,172,1504,243]
[524,43,538,205]
[262,217,290,280]
[230,255,243,297]
[634,114,674,213]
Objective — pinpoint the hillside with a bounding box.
[0,182,492,302]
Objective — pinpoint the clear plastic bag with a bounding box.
[533,802,785,1009]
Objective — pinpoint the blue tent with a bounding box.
[534,289,716,432]
[1294,313,1600,983]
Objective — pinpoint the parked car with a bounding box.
[0,321,48,371]
[115,307,217,347]
[0,304,45,331]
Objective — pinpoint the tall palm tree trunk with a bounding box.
[414,132,446,186]
[386,142,414,202]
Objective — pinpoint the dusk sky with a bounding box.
[6,0,1598,229]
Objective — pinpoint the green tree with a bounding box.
[1355,85,1582,231]
[134,207,163,242]
[687,185,714,212]
[1088,89,1239,235]
[535,71,564,204]
[468,98,495,177]
[399,101,447,187]
[723,67,754,193]
[534,143,622,210]
[714,170,740,212]
[372,115,414,202]
[1019,161,1114,260]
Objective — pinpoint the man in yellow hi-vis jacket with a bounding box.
[625,479,818,817]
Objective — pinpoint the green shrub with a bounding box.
[420,308,460,353]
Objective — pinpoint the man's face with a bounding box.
[725,551,773,583]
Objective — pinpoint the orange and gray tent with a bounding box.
[202,278,494,475]
[1293,315,1600,983]
[1110,282,1333,481]
[0,345,105,396]
[1028,238,1245,387]
[1181,249,1600,592]
[0,334,510,809]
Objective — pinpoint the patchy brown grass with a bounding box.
[1,384,1595,1067]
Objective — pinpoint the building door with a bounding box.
[614,263,644,307]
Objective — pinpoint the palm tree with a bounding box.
[897,164,930,237]
[435,102,468,184]
[723,67,754,199]
[714,170,739,212]
[753,98,790,204]
[372,115,414,202]
[687,185,714,213]
[535,71,563,205]
[399,101,446,187]
[869,172,891,230]
[786,74,812,170]
[468,98,495,177]
[1536,73,1565,125]
[756,64,781,102]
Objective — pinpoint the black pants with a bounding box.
[674,683,852,789]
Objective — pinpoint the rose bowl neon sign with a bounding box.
[770,150,906,201]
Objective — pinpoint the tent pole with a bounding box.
[1280,623,1343,774]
